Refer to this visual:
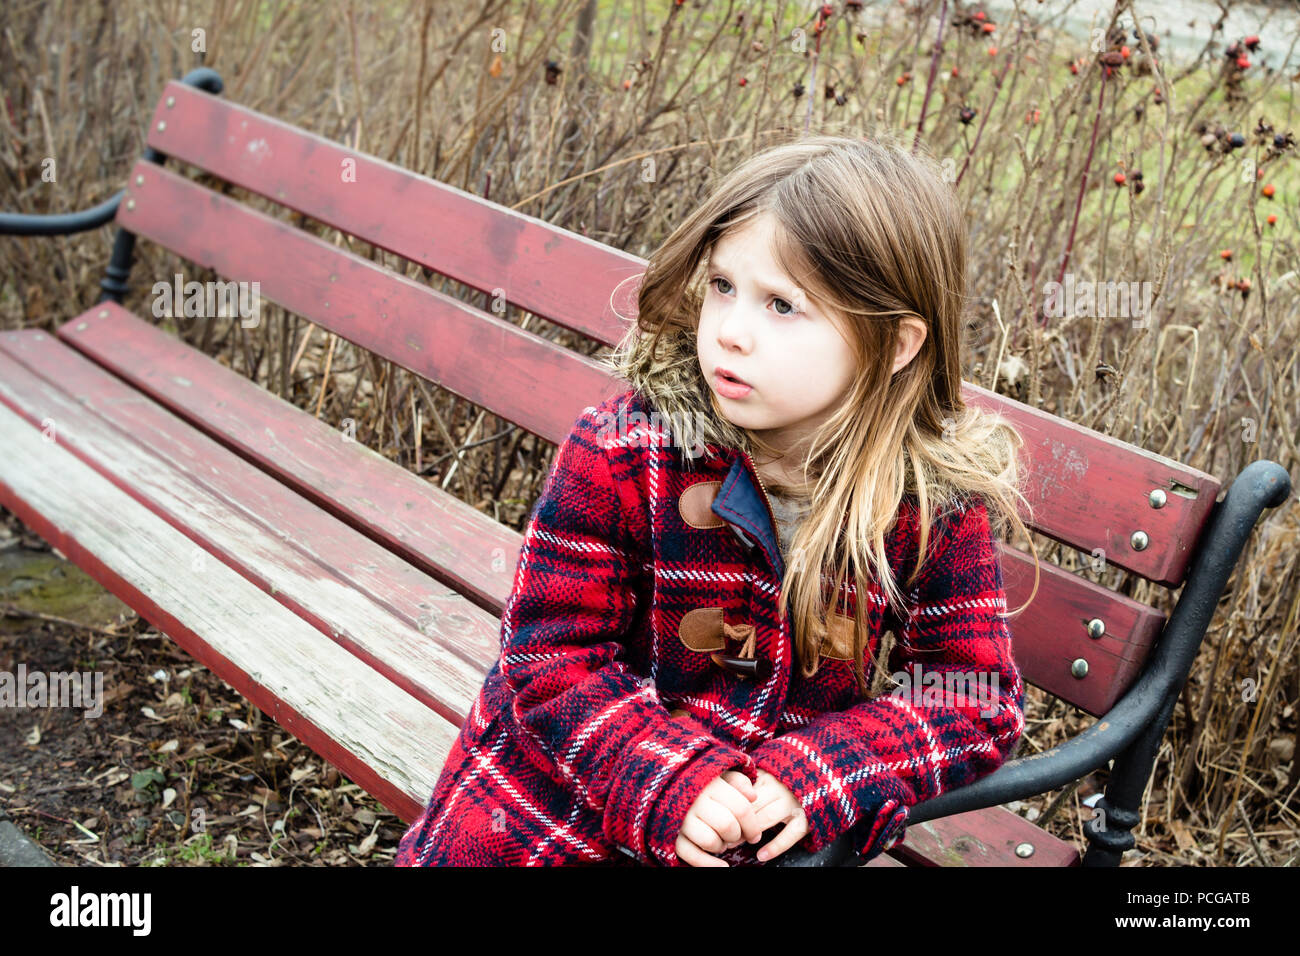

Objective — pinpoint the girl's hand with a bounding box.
[732,768,808,862]
[675,770,758,867]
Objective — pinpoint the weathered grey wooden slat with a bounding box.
[0,399,454,823]
[0,332,493,727]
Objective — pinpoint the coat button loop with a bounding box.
[710,623,769,680]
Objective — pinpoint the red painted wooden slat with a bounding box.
[997,545,1164,717]
[53,303,527,617]
[0,331,498,724]
[145,81,642,346]
[964,381,1220,587]
[893,807,1080,866]
[117,161,629,448]
[864,852,908,867]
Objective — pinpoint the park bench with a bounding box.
[0,68,1290,868]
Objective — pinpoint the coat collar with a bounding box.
[711,450,785,580]
[596,377,785,576]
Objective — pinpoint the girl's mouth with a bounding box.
[713,369,753,399]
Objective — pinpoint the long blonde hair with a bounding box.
[606,130,1041,696]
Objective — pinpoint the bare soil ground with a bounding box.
[0,510,406,867]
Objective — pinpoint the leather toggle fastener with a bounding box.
[711,622,769,680]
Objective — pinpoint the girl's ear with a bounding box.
[892,316,928,374]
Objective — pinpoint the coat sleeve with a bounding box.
[748,498,1026,861]
[499,399,759,866]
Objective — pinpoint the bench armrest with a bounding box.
[772,457,1292,866]
[0,68,224,237]
[0,190,126,236]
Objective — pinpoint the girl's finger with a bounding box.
[755,808,809,863]
[712,779,774,831]
[690,795,745,848]
[681,806,742,857]
[735,797,783,843]
[721,770,758,802]
[677,831,729,867]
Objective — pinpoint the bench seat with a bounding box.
[0,308,1080,867]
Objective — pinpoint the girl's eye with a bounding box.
[709,276,800,316]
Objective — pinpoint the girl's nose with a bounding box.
[716,308,753,353]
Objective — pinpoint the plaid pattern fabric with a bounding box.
[749,497,1027,859]
[394,388,1024,866]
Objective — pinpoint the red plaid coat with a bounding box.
[395,388,1024,866]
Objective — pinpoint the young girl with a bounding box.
[395,132,1038,867]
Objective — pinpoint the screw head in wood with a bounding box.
[1015,842,1035,858]
[1130,530,1149,551]
[1071,658,1090,678]
[1148,488,1166,508]
[1087,618,1105,639]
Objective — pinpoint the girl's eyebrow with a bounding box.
[708,255,801,300]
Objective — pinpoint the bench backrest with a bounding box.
[71,81,1222,719]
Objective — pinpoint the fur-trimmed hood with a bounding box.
[600,322,753,467]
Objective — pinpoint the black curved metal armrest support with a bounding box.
[0,189,125,237]
[773,458,1292,866]
[0,68,222,237]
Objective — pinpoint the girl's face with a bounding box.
[696,212,858,457]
